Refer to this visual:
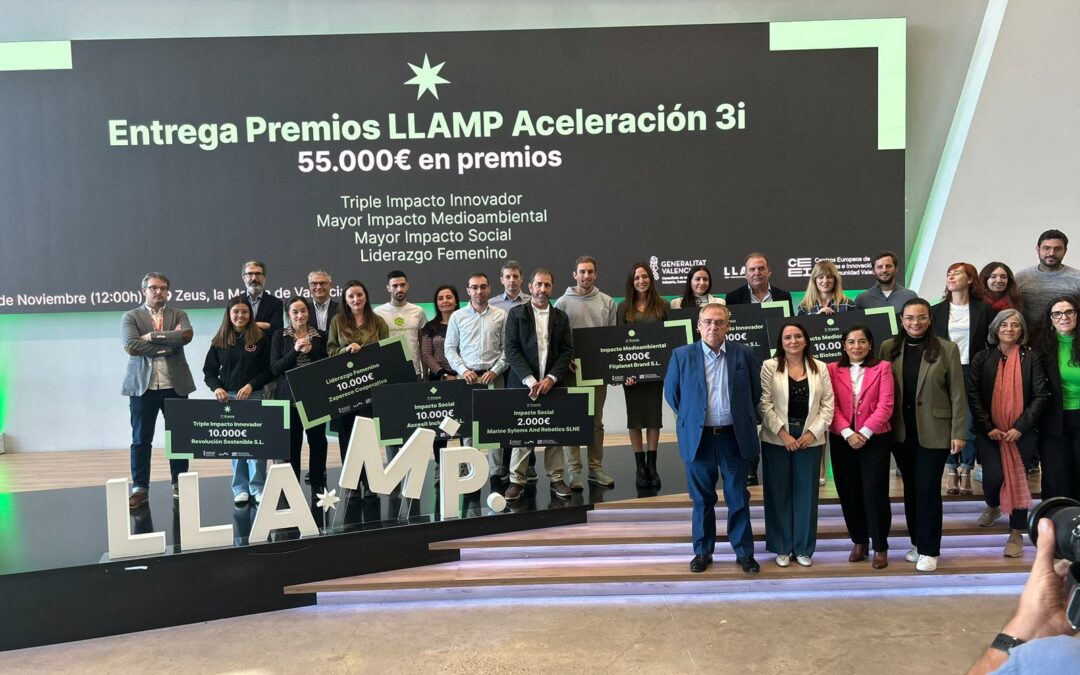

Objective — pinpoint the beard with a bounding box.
[246,282,264,296]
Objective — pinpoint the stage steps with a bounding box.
[284,493,1034,601]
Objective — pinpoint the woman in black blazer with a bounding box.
[966,308,1048,557]
[931,262,993,494]
[272,297,330,490]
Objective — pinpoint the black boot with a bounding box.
[646,450,661,487]
[635,452,651,488]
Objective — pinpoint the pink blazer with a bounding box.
[827,360,894,436]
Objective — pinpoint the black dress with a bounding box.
[616,300,667,429]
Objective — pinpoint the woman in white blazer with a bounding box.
[758,321,835,568]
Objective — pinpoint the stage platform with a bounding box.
[0,440,1039,651]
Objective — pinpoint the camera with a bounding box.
[1029,497,1080,630]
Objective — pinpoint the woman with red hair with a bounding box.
[931,262,993,494]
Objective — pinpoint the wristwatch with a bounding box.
[990,633,1025,654]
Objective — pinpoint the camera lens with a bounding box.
[1029,497,1080,562]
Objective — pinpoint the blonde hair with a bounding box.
[799,260,850,313]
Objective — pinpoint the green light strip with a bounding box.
[907,0,1009,291]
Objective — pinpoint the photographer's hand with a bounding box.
[967,518,1075,674]
[1002,518,1074,642]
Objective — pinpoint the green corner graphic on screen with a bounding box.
[770,19,906,150]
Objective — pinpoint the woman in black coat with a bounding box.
[931,262,993,494]
[272,297,330,490]
[966,309,1047,557]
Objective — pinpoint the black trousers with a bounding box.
[829,433,892,552]
[892,438,950,557]
[289,405,328,485]
[1041,410,1080,501]
[976,436,1029,530]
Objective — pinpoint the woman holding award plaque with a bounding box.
[203,295,274,505]
[327,280,390,472]
[618,262,669,488]
[272,297,329,490]
[421,284,461,478]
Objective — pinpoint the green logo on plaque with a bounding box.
[430,386,438,394]
[628,330,636,337]
[223,405,231,413]
[827,319,836,326]
[346,361,354,369]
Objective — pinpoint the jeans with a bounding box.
[684,428,754,558]
[945,364,976,469]
[129,388,189,491]
[228,390,266,497]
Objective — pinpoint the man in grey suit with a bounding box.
[121,273,197,510]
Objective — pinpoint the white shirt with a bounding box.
[948,302,972,364]
[375,302,428,376]
[312,299,332,331]
[523,303,554,387]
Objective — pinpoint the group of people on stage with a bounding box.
[121,229,1080,577]
[666,229,1080,575]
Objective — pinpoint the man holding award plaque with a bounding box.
[503,269,576,501]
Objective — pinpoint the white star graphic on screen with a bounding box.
[404,54,450,100]
[316,488,340,513]
[223,405,231,413]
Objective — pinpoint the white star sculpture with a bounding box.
[316,488,340,513]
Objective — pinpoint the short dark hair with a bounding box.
[744,252,770,268]
[530,267,553,283]
[141,273,170,290]
[501,260,522,274]
[387,270,408,282]
[467,272,489,284]
[1038,229,1069,247]
[873,250,899,267]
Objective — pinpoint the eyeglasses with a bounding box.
[901,314,930,322]
[145,285,168,293]
[309,281,330,287]
[467,284,489,291]
[243,272,265,278]
[1051,310,1077,319]
[699,319,729,327]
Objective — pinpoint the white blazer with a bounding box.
[757,357,834,447]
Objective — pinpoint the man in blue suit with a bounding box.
[664,303,762,573]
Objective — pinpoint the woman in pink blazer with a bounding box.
[827,325,895,569]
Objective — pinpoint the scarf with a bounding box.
[991,345,1031,514]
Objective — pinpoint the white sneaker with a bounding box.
[253,492,263,505]
[775,554,791,568]
[796,555,812,567]
[233,491,250,504]
[904,547,918,563]
[916,555,938,572]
